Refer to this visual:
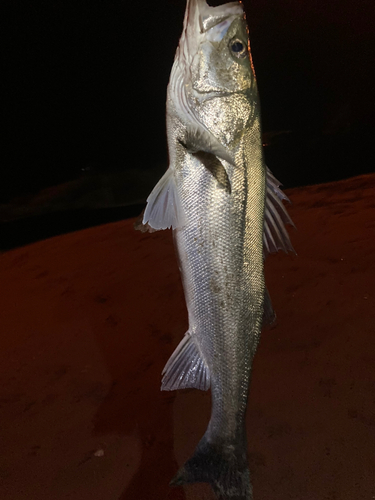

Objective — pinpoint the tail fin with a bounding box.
[170,435,252,500]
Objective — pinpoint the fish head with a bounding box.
[171,0,256,104]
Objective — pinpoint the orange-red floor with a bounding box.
[1,174,374,500]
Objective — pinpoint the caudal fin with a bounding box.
[170,435,252,500]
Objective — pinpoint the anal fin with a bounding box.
[161,333,210,391]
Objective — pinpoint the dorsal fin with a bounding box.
[263,167,296,257]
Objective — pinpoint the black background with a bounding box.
[2,0,374,204]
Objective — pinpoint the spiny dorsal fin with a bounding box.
[263,167,296,257]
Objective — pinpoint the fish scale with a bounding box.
[137,1,294,498]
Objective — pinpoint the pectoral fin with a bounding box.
[193,151,231,193]
[182,125,235,165]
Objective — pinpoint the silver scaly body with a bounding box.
[137,1,294,498]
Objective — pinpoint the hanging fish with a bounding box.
[137,0,294,498]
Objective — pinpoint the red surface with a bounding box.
[0,174,374,499]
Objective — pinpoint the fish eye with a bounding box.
[229,38,247,59]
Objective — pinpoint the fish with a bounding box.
[136,0,294,498]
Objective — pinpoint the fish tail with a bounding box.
[170,434,252,500]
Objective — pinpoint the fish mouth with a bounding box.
[197,1,244,33]
[182,0,244,55]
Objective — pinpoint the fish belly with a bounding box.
[173,124,265,441]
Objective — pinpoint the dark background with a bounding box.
[1,0,374,246]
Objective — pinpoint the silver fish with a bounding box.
[137,0,294,498]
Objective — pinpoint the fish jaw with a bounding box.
[179,0,244,64]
